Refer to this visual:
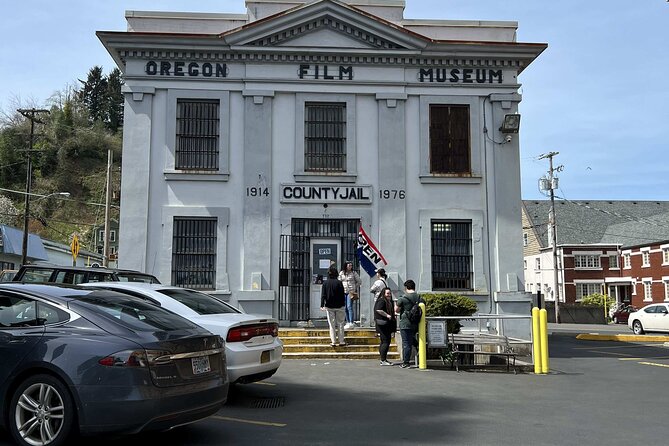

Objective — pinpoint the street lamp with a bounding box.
[21,191,71,265]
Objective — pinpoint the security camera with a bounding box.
[505,134,513,143]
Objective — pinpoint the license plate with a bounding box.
[261,350,271,364]
[191,356,211,375]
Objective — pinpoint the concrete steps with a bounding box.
[280,328,400,360]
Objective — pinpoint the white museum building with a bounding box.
[99,0,546,327]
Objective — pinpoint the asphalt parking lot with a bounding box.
[2,331,669,446]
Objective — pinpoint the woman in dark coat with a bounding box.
[374,287,396,366]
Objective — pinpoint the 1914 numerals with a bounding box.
[246,187,269,197]
[379,189,406,199]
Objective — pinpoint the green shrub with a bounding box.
[422,293,478,334]
[580,293,614,309]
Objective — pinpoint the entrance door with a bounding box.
[310,238,340,319]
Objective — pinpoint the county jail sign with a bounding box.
[280,184,373,204]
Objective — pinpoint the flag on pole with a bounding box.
[356,225,387,277]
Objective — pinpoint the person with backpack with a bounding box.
[395,279,423,368]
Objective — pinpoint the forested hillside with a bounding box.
[0,66,123,252]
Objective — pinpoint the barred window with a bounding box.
[304,102,346,172]
[574,255,601,269]
[172,217,217,290]
[429,105,470,174]
[176,99,219,170]
[431,221,472,291]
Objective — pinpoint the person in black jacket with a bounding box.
[374,287,397,366]
[321,266,346,346]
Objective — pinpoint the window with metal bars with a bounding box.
[304,102,346,172]
[431,221,473,291]
[172,217,217,289]
[176,99,220,170]
[429,104,470,174]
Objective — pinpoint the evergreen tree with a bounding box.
[78,66,108,124]
[105,68,124,132]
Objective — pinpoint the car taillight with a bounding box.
[98,349,170,367]
[227,323,279,342]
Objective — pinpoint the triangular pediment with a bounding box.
[224,0,427,51]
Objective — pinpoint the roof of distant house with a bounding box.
[523,200,669,249]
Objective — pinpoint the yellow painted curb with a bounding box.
[576,334,669,342]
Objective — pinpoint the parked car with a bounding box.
[611,305,637,324]
[0,269,17,282]
[12,264,160,285]
[628,303,669,334]
[0,283,228,446]
[81,282,283,386]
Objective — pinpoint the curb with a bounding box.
[576,334,669,342]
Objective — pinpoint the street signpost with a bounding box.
[70,234,80,266]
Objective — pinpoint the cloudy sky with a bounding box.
[1,0,667,200]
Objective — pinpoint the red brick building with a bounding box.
[523,200,669,307]
[621,241,669,307]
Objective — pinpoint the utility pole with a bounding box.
[103,149,113,267]
[538,152,562,324]
[18,108,49,266]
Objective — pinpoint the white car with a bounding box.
[627,303,669,335]
[81,282,282,385]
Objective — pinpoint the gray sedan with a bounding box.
[0,283,228,446]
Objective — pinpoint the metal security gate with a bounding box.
[279,235,310,321]
[279,219,360,322]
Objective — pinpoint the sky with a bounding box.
[1,0,667,201]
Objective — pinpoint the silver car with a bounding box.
[81,282,283,386]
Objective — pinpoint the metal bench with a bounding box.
[447,332,518,373]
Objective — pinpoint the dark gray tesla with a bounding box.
[0,283,229,446]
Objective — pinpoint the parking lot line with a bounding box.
[587,350,634,357]
[252,381,277,386]
[211,416,286,427]
[638,362,669,369]
[618,357,669,361]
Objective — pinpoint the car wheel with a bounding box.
[632,320,645,335]
[9,374,75,446]
[613,316,618,324]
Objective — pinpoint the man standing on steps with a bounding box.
[321,266,346,347]
[395,279,422,368]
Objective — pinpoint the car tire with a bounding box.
[9,374,76,446]
[632,320,645,335]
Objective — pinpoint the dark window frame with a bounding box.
[175,99,220,171]
[171,217,217,290]
[431,220,473,291]
[304,102,347,173]
[429,104,471,174]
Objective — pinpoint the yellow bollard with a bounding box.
[532,307,542,374]
[418,302,427,370]
[539,308,549,374]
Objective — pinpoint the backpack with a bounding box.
[406,296,423,325]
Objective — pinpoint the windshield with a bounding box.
[158,289,241,315]
[116,272,160,284]
[72,290,198,331]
